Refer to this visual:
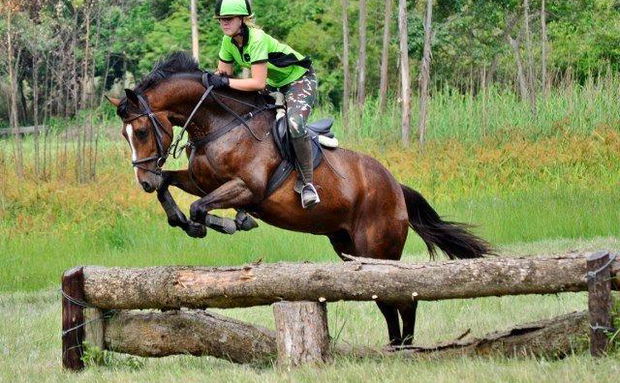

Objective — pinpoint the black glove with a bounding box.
[207,73,230,89]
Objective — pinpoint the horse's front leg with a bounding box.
[189,178,257,234]
[163,170,258,235]
[157,177,206,239]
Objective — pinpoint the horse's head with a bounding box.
[107,88,174,193]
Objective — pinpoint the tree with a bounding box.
[190,0,199,64]
[397,0,410,146]
[379,0,393,110]
[341,0,351,131]
[356,0,367,105]
[418,0,433,147]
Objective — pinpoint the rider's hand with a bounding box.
[208,73,230,89]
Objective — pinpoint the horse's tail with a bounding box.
[401,184,493,259]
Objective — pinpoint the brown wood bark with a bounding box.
[398,0,411,146]
[379,0,393,110]
[62,267,86,371]
[79,252,619,310]
[418,0,433,146]
[103,309,277,364]
[398,310,590,359]
[586,251,614,357]
[97,309,591,365]
[273,302,330,366]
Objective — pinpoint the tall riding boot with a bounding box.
[291,134,320,209]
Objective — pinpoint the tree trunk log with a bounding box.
[273,302,331,366]
[80,252,618,310]
[103,309,276,364]
[418,0,433,146]
[98,309,593,364]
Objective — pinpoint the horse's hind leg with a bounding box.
[397,301,418,346]
[376,302,402,346]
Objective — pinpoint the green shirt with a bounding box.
[218,26,311,88]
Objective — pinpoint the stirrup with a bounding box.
[301,183,320,209]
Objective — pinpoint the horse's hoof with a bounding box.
[186,221,207,238]
[235,211,259,231]
[189,203,205,224]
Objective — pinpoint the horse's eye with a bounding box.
[135,128,149,139]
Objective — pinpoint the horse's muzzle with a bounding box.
[141,180,156,193]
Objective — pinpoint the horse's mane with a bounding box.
[118,51,201,117]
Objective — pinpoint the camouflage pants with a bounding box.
[271,70,317,139]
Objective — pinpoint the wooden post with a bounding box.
[273,301,331,367]
[586,251,614,357]
[62,267,86,371]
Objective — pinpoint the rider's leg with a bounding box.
[285,70,320,208]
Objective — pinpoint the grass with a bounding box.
[1,239,619,383]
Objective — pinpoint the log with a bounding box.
[80,252,619,310]
[273,302,331,366]
[98,309,591,363]
[397,311,590,359]
[102,309,276,364]
[586,251,614,356]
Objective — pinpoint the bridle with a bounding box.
[125,72,276,180]
[125,93,175,175]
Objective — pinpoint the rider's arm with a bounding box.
[216,60,233,77]
[229,63,268,91]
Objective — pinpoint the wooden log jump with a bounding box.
[62,251,618,370]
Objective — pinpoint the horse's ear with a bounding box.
[104,95,121,107]
[124,89,140,106]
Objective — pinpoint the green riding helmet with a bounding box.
[214,0,253,18]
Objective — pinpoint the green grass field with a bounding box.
[1,83,619,381]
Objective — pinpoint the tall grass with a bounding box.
[321,73,620,143]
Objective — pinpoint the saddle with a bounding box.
[264,92,338,197]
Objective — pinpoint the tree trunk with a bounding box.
[508,35,529,102]
[540,0,549,94]
[273,302,331,366]
[80,2,91,109]
[78,253,619,310]
[523,0,536,113]
[105,309,277,364]
[379,0,393,110]
[190,0,199,64]
[33,55,41,178]
[397,0,411,146]
[341,0,351,131]
[418,0,433,147]
[356,0,367,105]
[6,7,24,178]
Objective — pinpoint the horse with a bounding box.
[107,52,492,347]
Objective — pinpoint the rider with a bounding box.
[208,0,320,209]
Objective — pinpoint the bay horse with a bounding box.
[107,52,492,347]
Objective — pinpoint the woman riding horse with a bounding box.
[209,0,320,209]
